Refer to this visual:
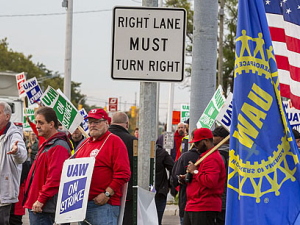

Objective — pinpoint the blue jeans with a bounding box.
[180,217,184,225]
[28,210,54,225]
[155,194,167,225]
[79,201,120,225]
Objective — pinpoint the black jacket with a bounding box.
[108,124,137,200]
[171,148,200,217]
[219,144,229,210]
[155,144,174,197]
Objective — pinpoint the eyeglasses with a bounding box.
[87,120,106,125]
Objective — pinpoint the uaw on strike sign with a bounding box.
[112,6,186,82]
[55,158,95,224]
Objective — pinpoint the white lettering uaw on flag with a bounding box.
[109,98,118,112]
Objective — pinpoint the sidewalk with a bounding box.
[162,204,181,225]
[22,204,180,225]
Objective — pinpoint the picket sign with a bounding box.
[197,85,226,129]
[23,77,43,105]
[215,93,233,132]
[55,157,95,224]
[40,86,84,134]
[16,72,26,98]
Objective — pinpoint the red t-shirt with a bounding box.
[75,131,131,205]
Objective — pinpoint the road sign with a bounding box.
[111,6,186,82]
[109,98,118,112]
[163,132,174,149]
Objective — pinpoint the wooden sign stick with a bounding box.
[194,134,230,166]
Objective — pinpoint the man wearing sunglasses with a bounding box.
[75,108,131,225]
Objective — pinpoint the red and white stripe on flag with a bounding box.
[266,14,300,109]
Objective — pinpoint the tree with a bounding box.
[165,0,194,80]
[0,38,43,79]
[222,0,238,93]
[165,0,238,95]
[0,38,88,109]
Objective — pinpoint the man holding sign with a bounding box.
[179,128,225,225]
[23,107,72,225]
[75,109,131,225]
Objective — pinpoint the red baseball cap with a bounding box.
[189,128,213,143]
[87,108,111,122]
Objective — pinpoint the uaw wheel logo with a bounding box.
[229,30,299,203]
[228,137,299,203]
[234,30,276,80]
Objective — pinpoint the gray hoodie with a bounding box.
[0,122,27,204]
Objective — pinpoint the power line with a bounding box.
[0,9,111,18]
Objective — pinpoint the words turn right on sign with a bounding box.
[111,6,186,82]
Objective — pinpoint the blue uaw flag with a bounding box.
[226,0,300,224]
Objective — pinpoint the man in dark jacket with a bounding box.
[108,112,137,225]
[171,129,198,225]
[213,126,229,225]
[155,144,174,225]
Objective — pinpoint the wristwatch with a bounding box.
[104,191,111,197]
[193,170,199,175]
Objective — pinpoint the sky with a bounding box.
[0,0,191,123]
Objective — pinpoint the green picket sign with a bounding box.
[40,86,84,134]
[53,95,77,129]
[197,85,225,129]
[23,108,35,130]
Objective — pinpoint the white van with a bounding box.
[0,72,24,127]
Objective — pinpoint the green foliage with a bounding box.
[223,0,238,93]
[0,38,87,109]
[165,0,238,93]
[0,38,44,79]
[165,0,193,77]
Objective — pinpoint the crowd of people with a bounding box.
[1,100,300,225]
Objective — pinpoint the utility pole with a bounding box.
[63,0,73,100]
[218,0,225,88]
[138,0,158,191]
[189,0,219,132]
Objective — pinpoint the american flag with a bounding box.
[264,0,300,109]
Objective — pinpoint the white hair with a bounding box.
[0,102,12,117]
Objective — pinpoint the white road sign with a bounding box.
[111,6,186,82]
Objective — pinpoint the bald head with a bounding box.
[111,112,129,130]
[177,122,186,136]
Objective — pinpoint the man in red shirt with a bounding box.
[75,109,131,225]
[179,128,226,225]
[24,107,72,225]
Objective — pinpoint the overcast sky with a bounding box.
[0,0,191,123]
